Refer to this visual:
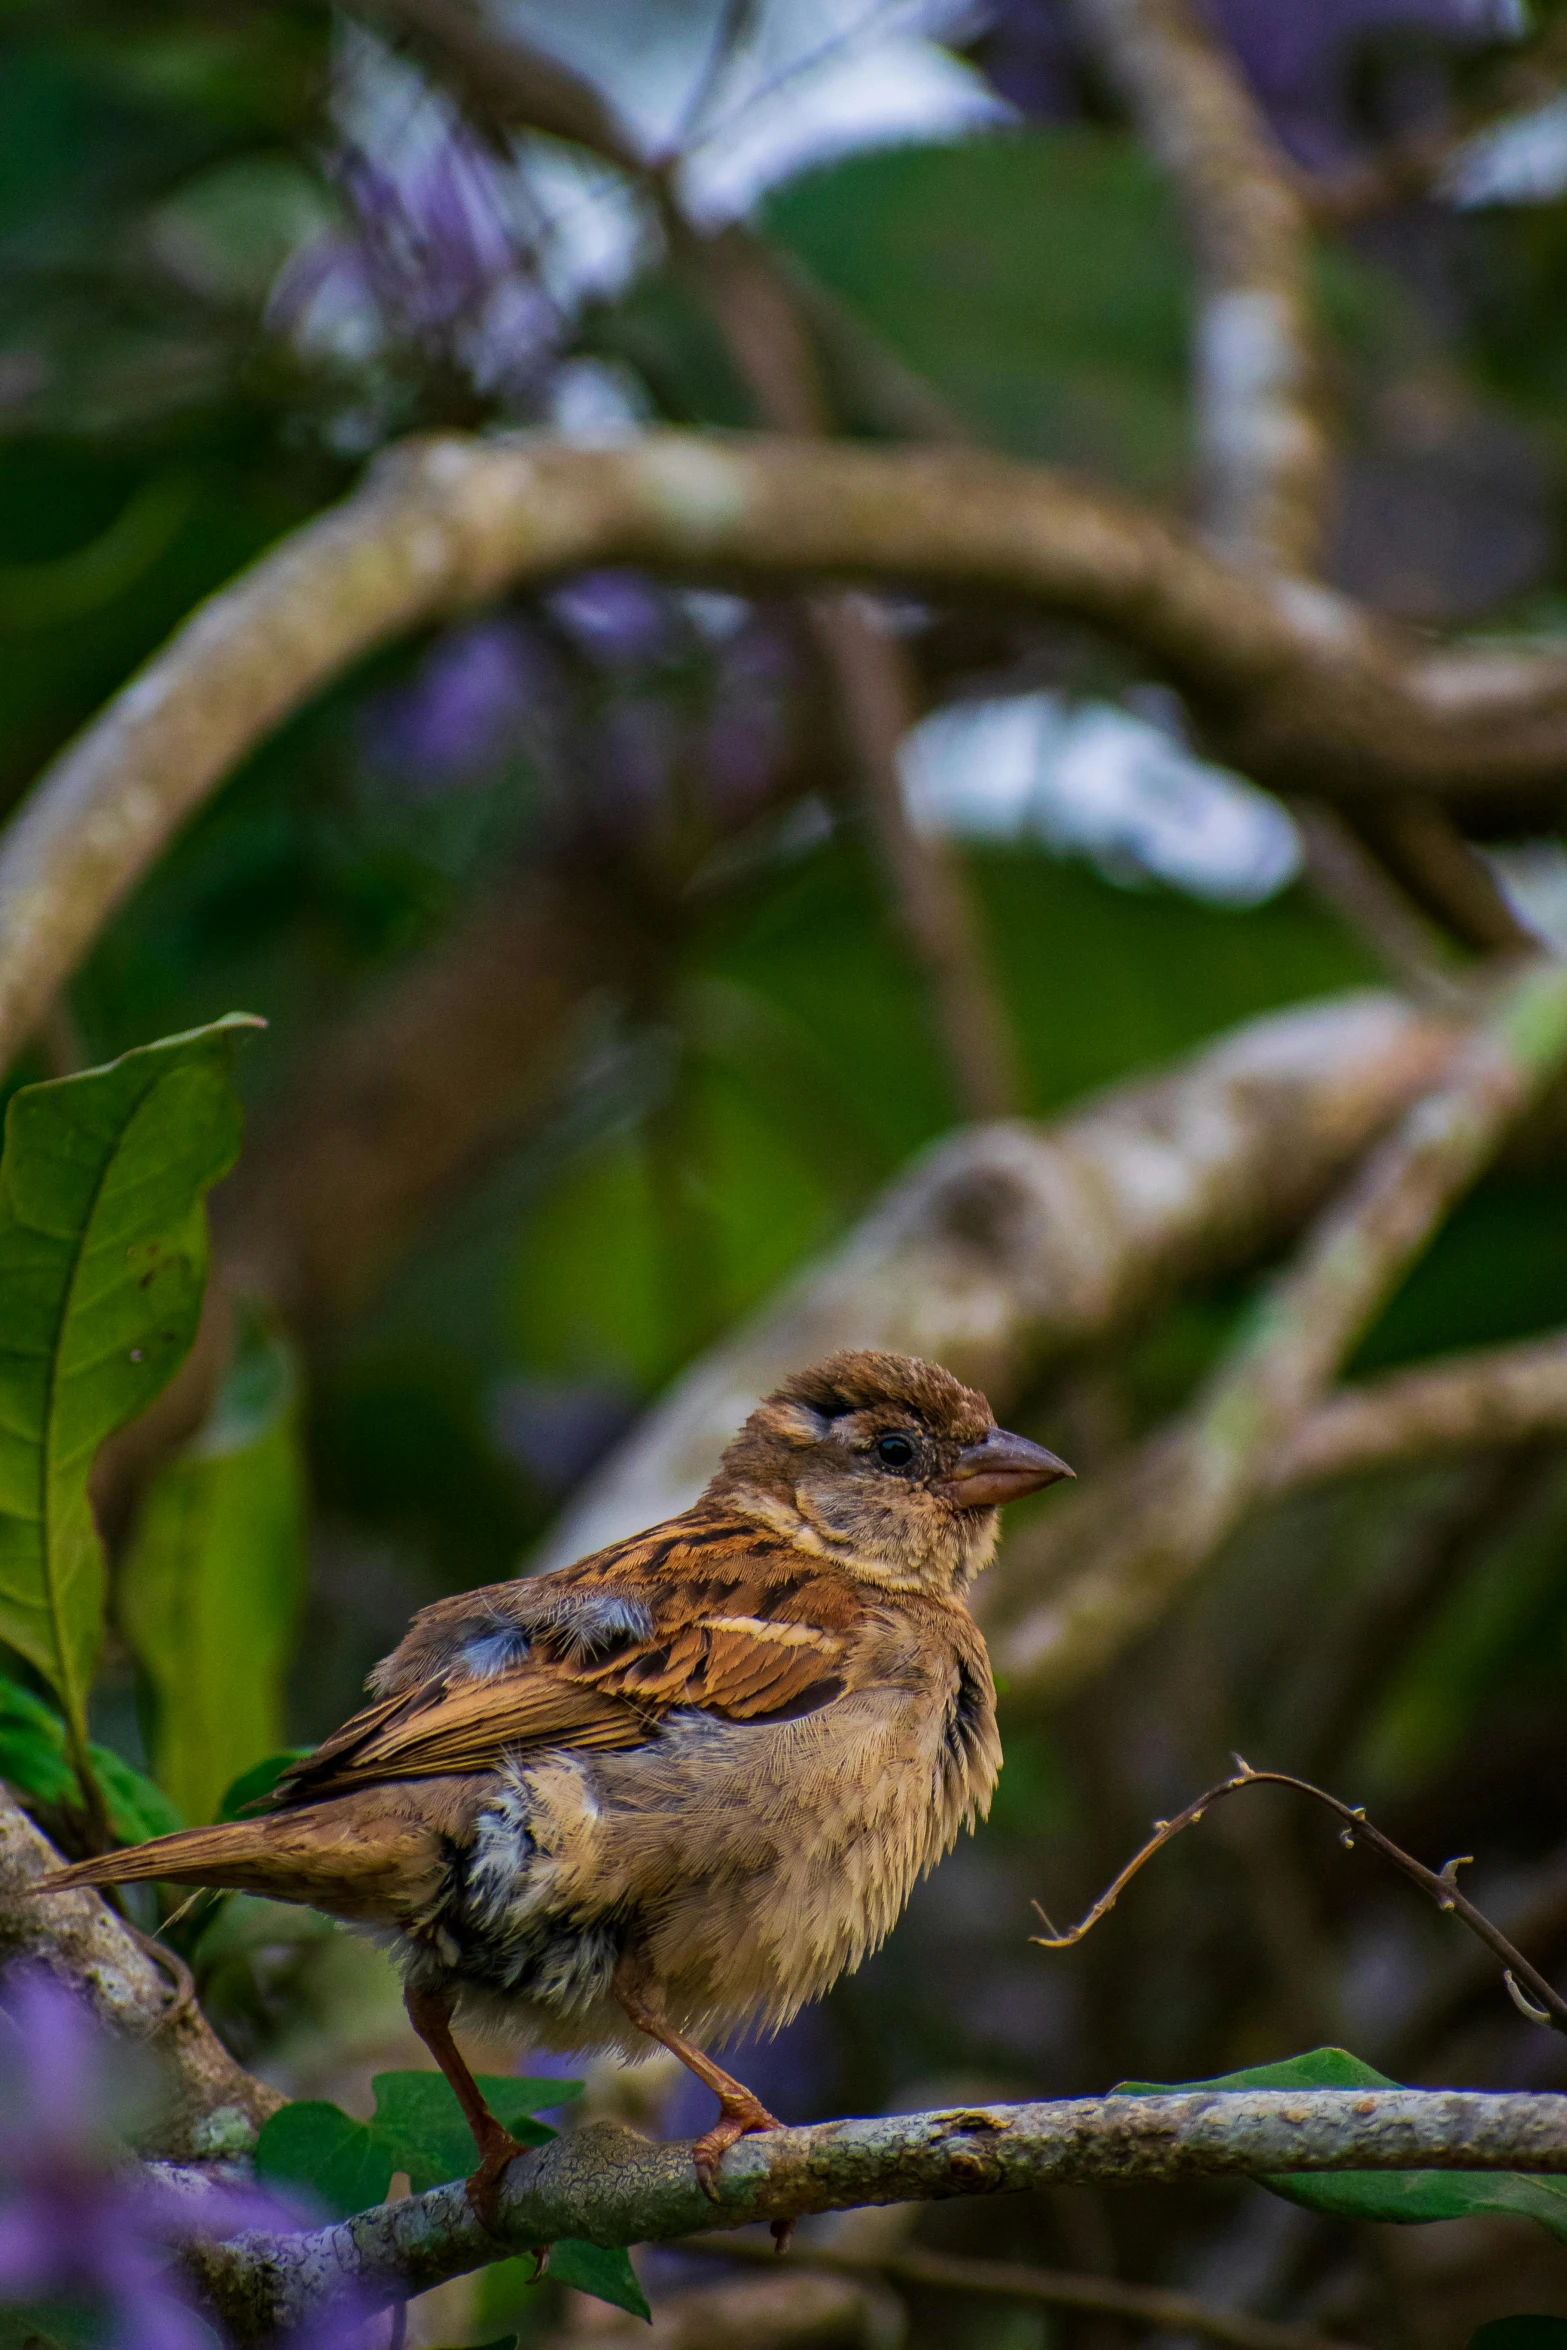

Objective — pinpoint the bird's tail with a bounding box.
[38,1819,291,1897]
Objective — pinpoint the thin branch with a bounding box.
[179,2087,1567,2342]
[1287,800,1463,1007]
[15,428,1567,1073]
[1345,796,1535,958]
[1071,0,1327,574]
[1031,1763,1567,2036]
[987,957,1567,1703]
[1278,1335,1567,1487]
[0,1786,281,2159]
[677,2232,1363,2350]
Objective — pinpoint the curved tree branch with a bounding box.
[12,430,1567,1074]
[180,2089,1567,2342]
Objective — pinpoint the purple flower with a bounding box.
[360,618,557,791]
[0,1968,300,2350]
[547,572,672,671]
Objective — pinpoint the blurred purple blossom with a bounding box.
[360,618,556,791]
[547,571,672,669]
[0,1968,299,2350]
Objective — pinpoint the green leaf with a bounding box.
[255,2074,583,2228]
[548,2241,651,2321]
[0,1670,182,1842]
[1469,2324,1567,2350]
[1118,2049,1567,2242]
[368,2071,565,2195]
[0,1014,261,1774]
[119,1314,305,1822]
[254,2100,395,2222]
[217,1747,311,1820]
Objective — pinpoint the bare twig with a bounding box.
[1031,1757,1567,2039]
[677,2231,1364,2350]
[1346,797,1535,958]
[1071,0,1326,573]
[180,2087,1567,2343]
[1287,800,1462,1006]
[987,958,1567,1702]
[15,428,1567,1075]
[1278,1331,1567,1487]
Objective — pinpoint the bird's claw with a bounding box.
[465,2129,526,2234]
[690,2098,783,2202]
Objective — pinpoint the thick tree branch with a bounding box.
[987,958,1567,1702]
[1071,0,1327,575]
[181,2089,1567,2342]
[0,1787,281,2159]
[541,989,1455,1563]
[14,430,1567,1073]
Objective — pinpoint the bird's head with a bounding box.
[710,1348,1072,1594]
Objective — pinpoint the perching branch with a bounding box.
[539,986,1455,1563]
[15,428,1567,1076]
[1070,0,1327,575]
[179,2088,1567,2342]
[0,1787,281,2160]
[1032,1759,1567,2037]
[986,957,1567,1701]
[679,2231,1361,2350]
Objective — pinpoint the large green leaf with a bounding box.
[119,1315,305,1823]
[1118,2048,1567,2241]
[0,1015,260,1775]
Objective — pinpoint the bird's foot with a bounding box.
[465,2128,526,2234]
[691,2094,783,2202]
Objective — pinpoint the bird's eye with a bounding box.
[875,1432,915,1469]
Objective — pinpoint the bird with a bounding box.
[41,1349,1070,2221]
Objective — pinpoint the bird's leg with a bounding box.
[403,1982,523,2230]
[612,1959,791,2245]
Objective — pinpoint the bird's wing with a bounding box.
[277,1513,861,1801]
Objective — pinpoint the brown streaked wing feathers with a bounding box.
[280,1672,649,1797]
[277,1535,866,1802]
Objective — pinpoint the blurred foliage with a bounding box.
[0,4,1566,2346]
[119,1316,305,1823]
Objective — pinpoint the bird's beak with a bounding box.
[934,1427,1075,1510]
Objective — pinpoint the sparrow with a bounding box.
[43,1350,1070,2218]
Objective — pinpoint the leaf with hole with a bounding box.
[1118,2048,1567,2242]
[0,1015,261,1784]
